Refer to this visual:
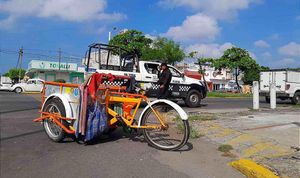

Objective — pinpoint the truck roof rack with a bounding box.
[85,43,138,72]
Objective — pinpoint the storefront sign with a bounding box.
[28,60,77,71]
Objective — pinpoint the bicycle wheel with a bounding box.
[141,103,190,151]
[43,98,68,142]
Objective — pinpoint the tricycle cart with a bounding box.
[34,43,190,151]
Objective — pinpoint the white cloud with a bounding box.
[0,0,125,28]
[165,13,220,42]
[262,51,271,58]
[145,34,158,41]
[254,40,270,48]
[249,51,257,60]
[278,42,300,57]
[272,58,299,68]
[185,42,234,58]
[158,0,261,20]
[296,16,300,21]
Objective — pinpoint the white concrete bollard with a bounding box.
[270,82,276,109]
[253,81,259,110]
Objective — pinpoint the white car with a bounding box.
[0,83,13,91]
[11,79,44,93]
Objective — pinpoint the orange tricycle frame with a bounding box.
[34,81,167,135]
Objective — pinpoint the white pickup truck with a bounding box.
[85,43,207,107]
[11,78,44,93]
[260,70,300,104]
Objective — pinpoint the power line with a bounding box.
[0,48,84,63]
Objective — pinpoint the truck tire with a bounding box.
[185,89,201,107]
[291,92,300,105]
[265,96,270,103]
[14,87,23,93]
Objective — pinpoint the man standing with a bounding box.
[157,63,172,99]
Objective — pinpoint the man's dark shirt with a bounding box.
[158,68,172,88]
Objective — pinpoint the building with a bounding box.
[176,62,243,91]
[26,60,84,84]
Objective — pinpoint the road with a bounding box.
[2,91,282,178]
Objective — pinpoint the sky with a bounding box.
[0,0,300,74]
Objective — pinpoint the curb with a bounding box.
[230,159,279,178]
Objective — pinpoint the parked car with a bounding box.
[10,78,44,93]
[260,69,300,104]
[0,82,13,91]
[0,76,13,91]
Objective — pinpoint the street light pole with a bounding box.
[108,31,111,41]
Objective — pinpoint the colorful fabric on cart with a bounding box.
[85,101,107,141]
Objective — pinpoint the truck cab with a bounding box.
[84,43,207,107]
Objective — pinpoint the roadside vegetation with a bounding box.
[218,144,233,152]
[207,91,252,98]
[190,126,203,139]
[188,115,217,121]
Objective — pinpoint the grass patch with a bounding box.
[188,115,216,121]
[294,103,300,108]
[207,92,252,98]
[218,144,233,152]
[190,126,204,139]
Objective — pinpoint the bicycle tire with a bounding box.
[42,97,68,142]
[141,103,190,151]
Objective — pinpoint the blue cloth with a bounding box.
[85,102,107,141]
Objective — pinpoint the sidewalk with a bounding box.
[189,106,300,178]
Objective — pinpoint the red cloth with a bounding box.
[87,73,130,101]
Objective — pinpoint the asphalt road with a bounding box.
[0,91,248,178]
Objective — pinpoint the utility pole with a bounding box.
[58,48,61,70]
[17,47,23,82]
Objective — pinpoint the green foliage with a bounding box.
[54,79,66,83]
[109,29,152,57]
[207,92,252,98]
[141,37,185,64]
[190,126,203,138]
[260,66,270,71]
[213,47,260,86]
[188,115,216,121]
[5,68,26,82]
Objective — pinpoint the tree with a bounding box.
[109,29,152,58]
[142,37,185,64]
[5,68,26,83]
[188,51,214,84]
[213,47,259,90]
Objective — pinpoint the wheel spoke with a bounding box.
[142,104,189,150]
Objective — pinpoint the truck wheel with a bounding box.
[291,92,300,105]
[14,87,23,93]
[265,96,270,103]
[42,98,68,142]
[185,89,201,107]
